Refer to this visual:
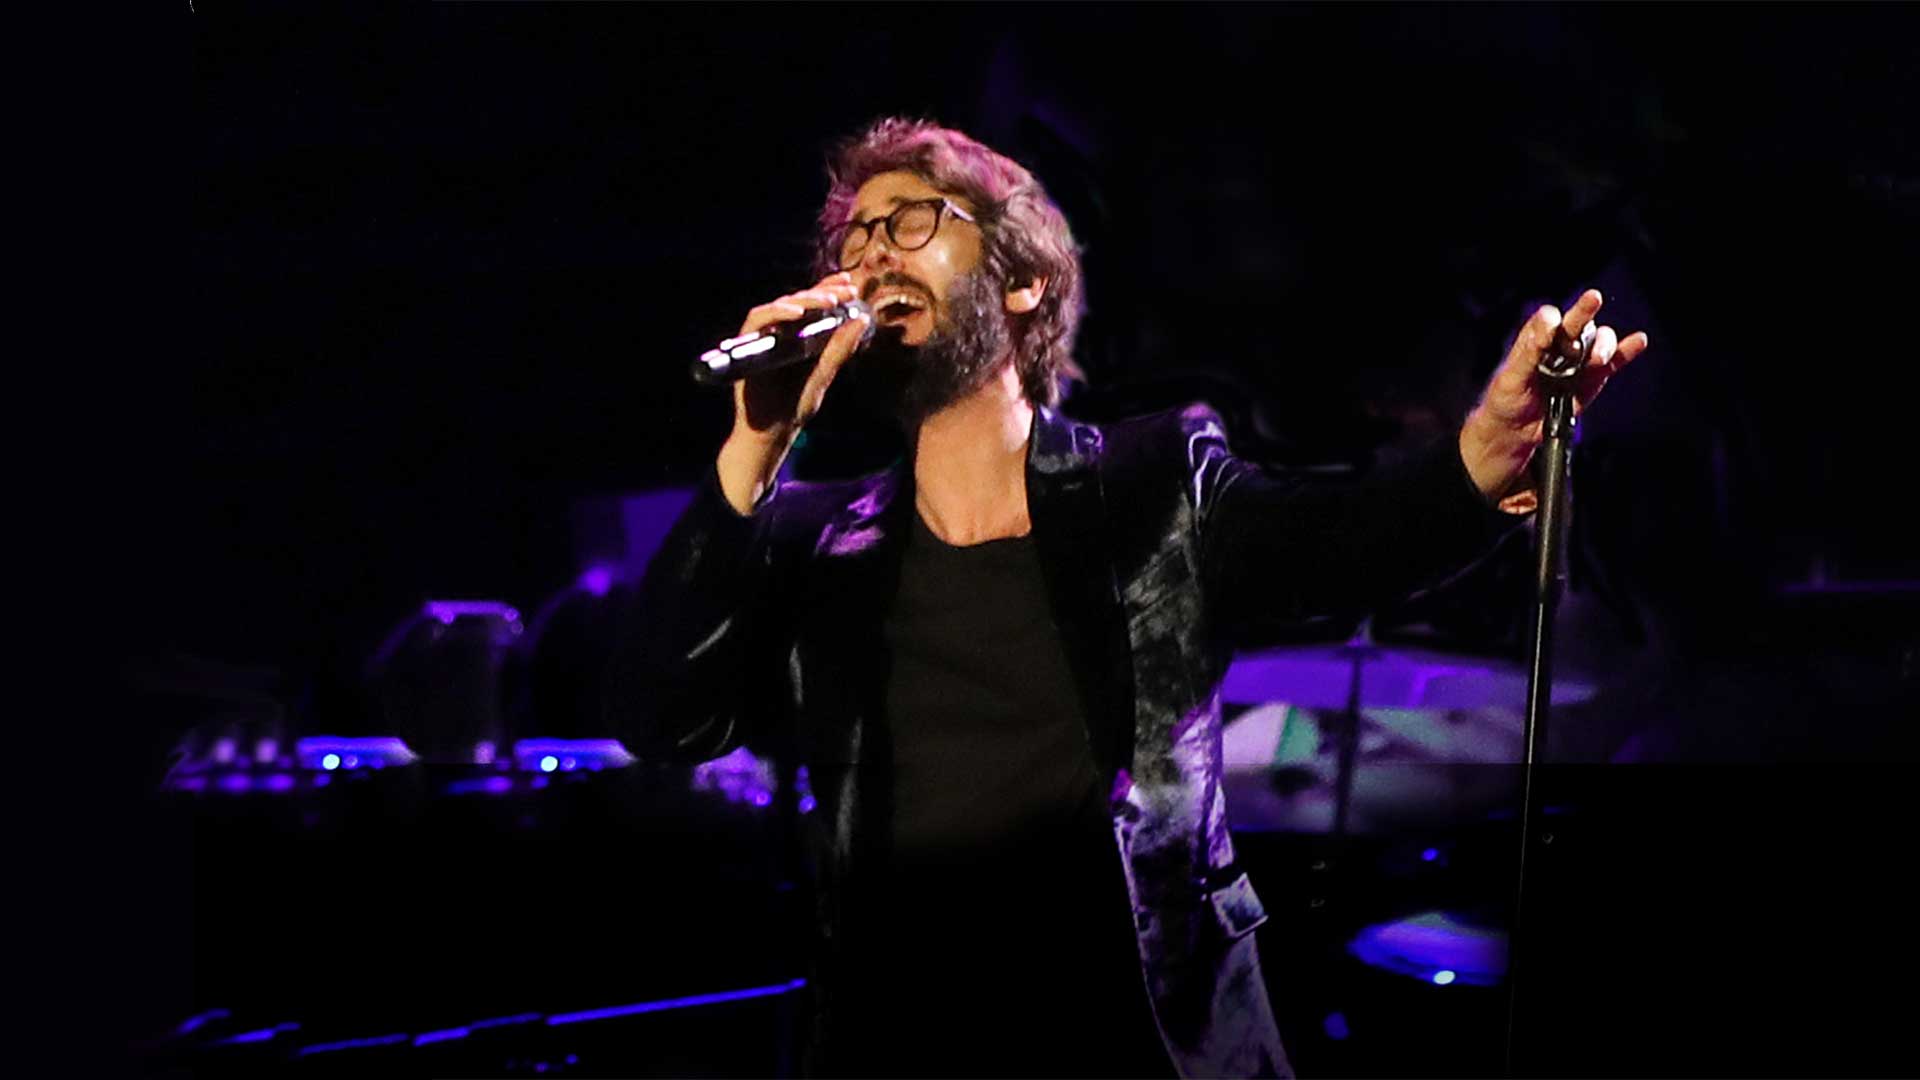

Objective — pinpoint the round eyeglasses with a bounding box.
[831,197,977,271]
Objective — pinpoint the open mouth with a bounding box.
[870,290,931,327]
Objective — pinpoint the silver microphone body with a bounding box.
[693,300,874,385]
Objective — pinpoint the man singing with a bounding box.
[606,117,1647,1078]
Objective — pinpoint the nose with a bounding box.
[850,227,902,284]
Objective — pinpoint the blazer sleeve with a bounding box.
[601,465,792,763]
[1184,405,1524,647]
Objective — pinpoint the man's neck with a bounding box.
[911,360,1034,546]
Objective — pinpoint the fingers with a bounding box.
[785,311,874,425]
[1484,286,1651,427]
[1504,289,1608,382]
[736,272,860,336]
[1585,326,1651,380]
[815,307,873,377]
[738,301,807,337]
[1561,288,1604,342]
[1589,325,1619,372]
[1572,325,1651,408]
[1497,304,1562,389]
[1613,330,1650,370]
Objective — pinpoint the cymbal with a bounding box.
[1222,702,1521,771]
[1221,641,1598,710]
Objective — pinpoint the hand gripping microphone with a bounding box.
[692,300,875,386]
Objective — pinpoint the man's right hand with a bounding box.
[717,271,869,514]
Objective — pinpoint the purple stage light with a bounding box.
[1422,848,1440,862]
[799,795,817,814]
[1349,911,1507,987]
[546,979,807,1025]
[579,565,615,597]
[217,774,253,794]
[444,776,516,796]
[262,773,295,792]
[691,745,778,805]
[297,1033,410,1056]
[299,736,418,771]
[471,1012,543,1031]
[175,1008,229,1036]
[512,738,635,772]
[413,1026,470,1047]
[219,1029,277,1045]
[218,986,804,1063]
[207,1021,299,1047]
[426,600,522,626]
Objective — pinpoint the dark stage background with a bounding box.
[105,4,1919,1077]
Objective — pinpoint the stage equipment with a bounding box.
[1504,317,1595,1071]
[1222,621,1597,835]
[366,601,522,764]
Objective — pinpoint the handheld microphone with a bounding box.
[1537,320,1597,382]
[693,300,875,385]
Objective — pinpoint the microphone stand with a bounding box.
[1503,322,1592,1075]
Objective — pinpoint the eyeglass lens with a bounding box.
[838,202,942,270]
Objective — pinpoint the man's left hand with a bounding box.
[1459,288,1650,511]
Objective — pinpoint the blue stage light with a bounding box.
[511,738,635,772]
[1349,910,1506,987]
[547,979,807,1025]
[298,736,419,771]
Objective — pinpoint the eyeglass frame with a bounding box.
[829,197,978,271]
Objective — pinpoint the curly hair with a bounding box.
[814,117,1085,407]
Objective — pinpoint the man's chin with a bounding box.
[828,345,988,429]
[831,271,1010,427]
[823,336,920,429]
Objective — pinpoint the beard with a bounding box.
[837,269,1012,427]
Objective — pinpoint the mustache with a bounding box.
[860,273,934,305]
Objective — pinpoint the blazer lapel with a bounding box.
[1026,406,1137,782]
[806,465,913,767]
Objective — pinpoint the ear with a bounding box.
[1003,275,1048,315]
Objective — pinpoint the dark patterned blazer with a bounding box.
[605,403,1517,1078]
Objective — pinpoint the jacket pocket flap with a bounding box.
[1208,872,1269,939]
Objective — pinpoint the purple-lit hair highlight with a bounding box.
[814,117,1086,407]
